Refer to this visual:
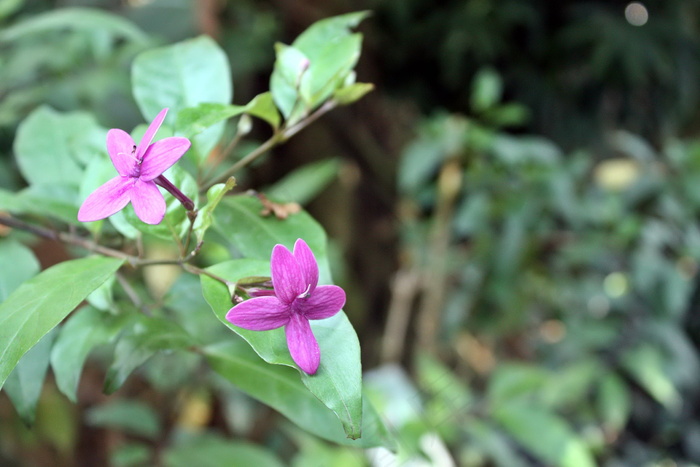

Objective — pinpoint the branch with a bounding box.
[207,100,338,187]
[0,214,203,268]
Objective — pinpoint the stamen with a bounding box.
[297,283,312,299]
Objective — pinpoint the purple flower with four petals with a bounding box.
[78,108,191,225]
[226,239,346,375]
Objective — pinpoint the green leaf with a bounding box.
[293,11,370,53]
[193,179,237,244]
[292,12,369,107]
[205,340,391,448]
[299,34,363,107]
[244,92,281,129]
[265,159,340,205]
[213,196,328,278]
[270,44,309,122]
[0,239,39,301]
[621,344,681,412]
[86,399,161,439]
[111,443,152,467]
[50,306,128,402]
[163,433,285,467]
[4,328,57,426]
[176,103,246,139]
[494,402,596,467]
[0,7,149,43]
[333,82,374,105]
[132,36,232,163]
[483,103,529,127]
[471,67,503,112]
[104,316,194,394]
[597,372,631,434]
[464,420,529,467]
[200,258,363,439]
[0,239,44,425]
[0,0,24,21]
[15,185,81,225]
[13,106,105,187]
[0,256,124,390]
[487,363,549,405]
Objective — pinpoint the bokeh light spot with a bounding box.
[625,2,649,26]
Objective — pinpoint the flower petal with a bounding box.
[285,313,320,374]
[139,137,191,181]
[130,179,166,224]
[135,108,168,160]
[300,285,346,320]
[77,176,132,222]
[271,244,306,304]
[293,238,319,294]
[225,296,290,330]
[106,129,137,176]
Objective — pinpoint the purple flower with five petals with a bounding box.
[78,108,191,225]
[226,239,346,375]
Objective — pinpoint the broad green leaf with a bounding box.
[201,258,363,439]
[50,306,128,402]
[270,44,309,122]
[494,402,596,467]
[104,316,194,394]
[212,196,327,278]
[14,106,105,187]
[540,359,599,409]
[163,433,285,467]
[487,363,549,405]
[471,68,503,112]
[0,256,124,390]
[86,399,161,439]
[0,0,24,21]
[205,340,391,447]
[464,420,528,467]
[333,82,374,105]
[176,103,246,139]
[265,158,340,205]
[163,274,226,341]
[293,11,370,54]
[299,34,363,107]
[621,344,681,412]
[15,185,81,225]
[132,36,232,163]
[0,239,39,300]
[0,7,149,43]
[291,11,369,110]
[193,179,236,243]
[4,329,57,425]
[597,372,631,434]
[0,240,43,425]
[415,353,472,425]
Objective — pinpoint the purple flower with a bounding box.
[78,108,191,225]
[226,239,346,375]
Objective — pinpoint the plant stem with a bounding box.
[0,214,203,268]
[206,100,338,187]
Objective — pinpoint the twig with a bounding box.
[0,214,203,268]
[206,100,338,187]
[381,267,422,363]
[115,272,151,315]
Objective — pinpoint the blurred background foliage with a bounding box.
[3,0,700,465]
